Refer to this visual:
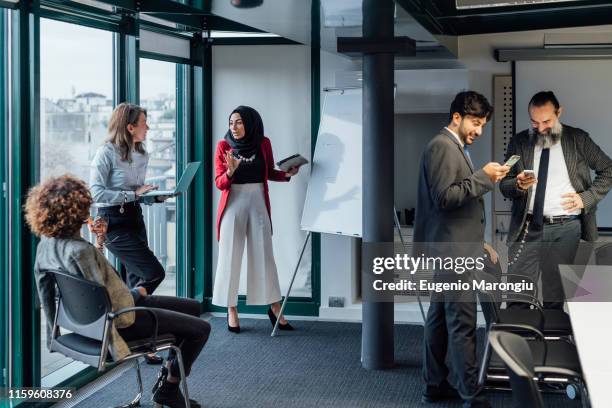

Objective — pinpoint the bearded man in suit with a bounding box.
[500,91,612,310]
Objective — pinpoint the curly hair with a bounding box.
[24,175,92,238]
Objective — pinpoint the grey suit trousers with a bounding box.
[508,218,581,310]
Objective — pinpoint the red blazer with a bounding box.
[215,137,289,241]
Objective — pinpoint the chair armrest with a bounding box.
[500,298,546,331]
[501,291,542,307]
[109,307,159,352]
[534,366,583,380]
[490,323,547,366]
[491,323,545,341]
[502,291,540,304]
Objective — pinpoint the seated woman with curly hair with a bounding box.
[26,175,210,408]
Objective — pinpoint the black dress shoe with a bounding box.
[421,381,460,403]
[227,312,240,333]
[267,307,294,331]
[152,379,201,408]
[144,353,164,365]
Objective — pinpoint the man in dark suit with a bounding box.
[415,91,509,408]
[500,91,612,309]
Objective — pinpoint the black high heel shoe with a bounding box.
[151,366,168,394]
[267,307,294,331]
[144,353,164,365]
[227,312,240,333]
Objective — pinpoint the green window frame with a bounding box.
[0,5,9,390]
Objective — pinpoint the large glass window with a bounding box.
[39,18,113,378]
[139,58,178,296]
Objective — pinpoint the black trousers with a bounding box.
[118,295,211,378]
[99,203,166,294]
[508,218,581,310]
[423,274,484,404]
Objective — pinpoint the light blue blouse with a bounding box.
[90,142,154,207]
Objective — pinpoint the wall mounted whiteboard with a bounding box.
[301,88,362,237]
[515,60,612,228]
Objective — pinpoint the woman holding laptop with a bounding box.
[89,103,172,363]
[213,105,299,333]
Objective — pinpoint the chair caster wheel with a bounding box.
[566,384,580,400]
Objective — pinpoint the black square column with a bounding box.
[338,0,416,370]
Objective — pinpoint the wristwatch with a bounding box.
[120,191,129,214]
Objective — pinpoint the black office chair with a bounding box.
[46,269,191,408]
[489,331,545,408]
[477,288,589,407]
[478,282,573,339]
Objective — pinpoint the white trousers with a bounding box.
[213,183,282,307]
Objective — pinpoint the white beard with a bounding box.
[529,121,562,148]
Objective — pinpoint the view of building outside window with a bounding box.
[39,18,113,377]
[139,58,178,297]
[40,31,113,182]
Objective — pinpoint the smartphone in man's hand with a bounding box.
[522,169,535,178]
[504,155,521,168]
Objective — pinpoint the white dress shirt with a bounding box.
[445,127,464,147]
[90,142,153,207]
[528,137,581,216]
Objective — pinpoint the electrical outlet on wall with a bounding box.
[328,296,345,308]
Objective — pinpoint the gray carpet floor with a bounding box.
[71,317,581,408]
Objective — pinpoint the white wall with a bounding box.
[515,60,612,227]
[211,45,312,300]
[394,113,448,213]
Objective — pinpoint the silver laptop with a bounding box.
[141,161,201,197]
